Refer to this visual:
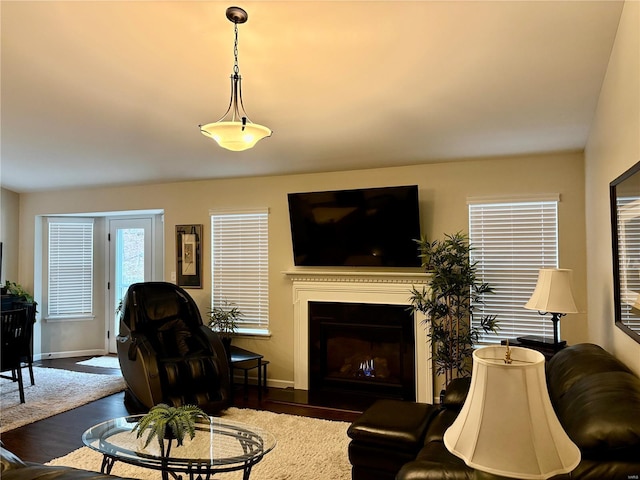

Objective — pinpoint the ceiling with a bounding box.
[0,1,625,193]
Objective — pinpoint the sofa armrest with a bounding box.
[441,377,471,409]
[0,446,26,473]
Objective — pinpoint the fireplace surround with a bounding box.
[309,301,416,402]
[285,270,433,403]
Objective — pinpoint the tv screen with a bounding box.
[287,185,421,267]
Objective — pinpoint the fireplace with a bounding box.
[286,270,433,404]
[309,301,416,402]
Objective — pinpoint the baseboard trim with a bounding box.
[34,349,108,361]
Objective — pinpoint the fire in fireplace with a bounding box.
[309,301,416,407]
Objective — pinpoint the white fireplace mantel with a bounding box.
[284,269,433,403]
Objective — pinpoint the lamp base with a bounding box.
[517,335,566,348]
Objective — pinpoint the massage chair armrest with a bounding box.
[117,333,162,408]
[199,328,230,373]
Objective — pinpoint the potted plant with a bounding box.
[409,232,499,392]
[3,280,37,320]
[3,280,36,309]
[207,300,242,355]
[132,403,208,457]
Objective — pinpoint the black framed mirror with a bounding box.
[611,160,640,344]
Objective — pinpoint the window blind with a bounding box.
[47,219,94,318]
[468,200,558,343]
[617,197,640,331]
[211,209,269,332]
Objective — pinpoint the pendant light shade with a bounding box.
[200,6,271,152]
[200,121,272,152]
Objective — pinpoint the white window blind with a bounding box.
[47,219,94,318]
[468,200,559,343]
[617,197,640,331]
[211,209,269,333]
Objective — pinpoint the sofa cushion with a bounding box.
[2,465,135,480]
[348,441,419,476]
[396,442,473,480]
[1,446,135,480]
[423,409,460,444]
[553,370,640,459]
[547,343,632,402]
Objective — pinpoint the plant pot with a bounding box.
[221,337,232,359]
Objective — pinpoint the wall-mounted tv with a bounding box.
[287,185,421,267]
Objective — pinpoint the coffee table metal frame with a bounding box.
[82,415,276,480]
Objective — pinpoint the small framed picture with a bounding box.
[176,224,203,288]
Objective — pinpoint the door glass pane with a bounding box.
[115,228,145,309]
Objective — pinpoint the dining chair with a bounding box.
[1,308,30,403]
[11,301,36,385]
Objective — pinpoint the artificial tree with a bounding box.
[409,232,499,388]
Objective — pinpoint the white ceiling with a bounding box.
[0,1,625,193]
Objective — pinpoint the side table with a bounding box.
[230,345,269,401]
[501,337,566,361]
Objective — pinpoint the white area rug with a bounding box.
[77,355,121,369]
[0,367,125,433]
[46,407,351,480]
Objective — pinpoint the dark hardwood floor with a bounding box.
[1,356,361,464]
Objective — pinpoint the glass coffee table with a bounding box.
[82,415,276,480]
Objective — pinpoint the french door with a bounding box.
[107,218,153,353]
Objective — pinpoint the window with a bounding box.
[617,196,640,331]
[468,197,559,343]
[211,208,269,334]
[47,218,94,319]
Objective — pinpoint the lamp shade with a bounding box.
[444,346,580,479]
[524,268,578,314]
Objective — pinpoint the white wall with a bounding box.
[17,152,587,387]
[585,1,640,374]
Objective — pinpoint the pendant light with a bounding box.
[200,6,272,151]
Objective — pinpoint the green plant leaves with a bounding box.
[410,232,499,384]
[132,403,209,454]
[207,300,243,338]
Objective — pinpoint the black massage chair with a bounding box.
[116,282,230,414]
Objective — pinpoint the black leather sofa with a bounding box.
[0,445,134,480]
[347,343,640,480]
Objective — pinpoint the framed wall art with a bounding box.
[176,224,203,288]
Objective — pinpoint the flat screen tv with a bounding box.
[287,185,421,267]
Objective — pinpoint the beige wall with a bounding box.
[17,151,587,388]
[1,187,20,283]
[585,1,640,374]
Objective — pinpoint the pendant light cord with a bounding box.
[233,22,240,78]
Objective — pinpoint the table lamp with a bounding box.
[523,268,578,345]
[444,345,580,479]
